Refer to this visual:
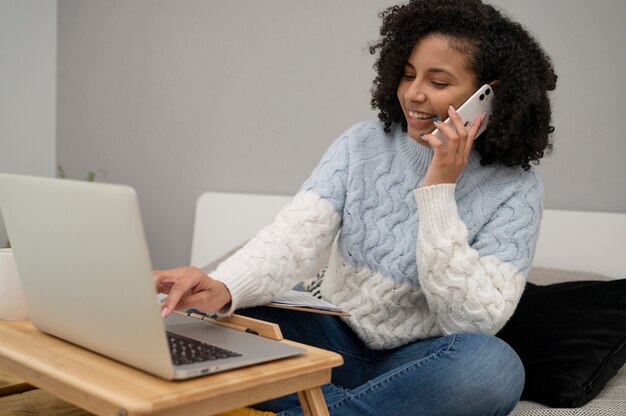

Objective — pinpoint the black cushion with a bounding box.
[496,279,626,408]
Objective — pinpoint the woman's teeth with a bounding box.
[408,111,435,120]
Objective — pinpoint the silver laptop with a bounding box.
[0,173,304,380]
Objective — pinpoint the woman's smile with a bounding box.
[407,110,438,128]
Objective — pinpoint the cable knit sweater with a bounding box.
[211,120,543,350]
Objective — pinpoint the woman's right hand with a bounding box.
[153,267,232,318]
[421,105,485,186]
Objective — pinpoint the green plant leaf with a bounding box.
[57,165,66,179]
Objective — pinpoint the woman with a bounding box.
[155,0,557,414]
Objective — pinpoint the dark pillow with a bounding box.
[496,279,626,408]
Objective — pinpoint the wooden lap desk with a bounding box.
[0,318,343,415]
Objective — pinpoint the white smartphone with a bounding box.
[431,83,494,147]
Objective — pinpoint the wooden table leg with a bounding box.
[297,386,329,416]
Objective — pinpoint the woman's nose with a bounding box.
[405,82,426,102]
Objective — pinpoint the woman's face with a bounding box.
[397,35,478,145]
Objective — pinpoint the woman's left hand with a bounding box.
[421,105,485,186]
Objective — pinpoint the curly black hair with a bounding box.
[369,0,557,170]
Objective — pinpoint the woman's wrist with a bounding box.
[422,177,455,187]
[212,279,233,310]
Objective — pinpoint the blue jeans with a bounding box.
[238,306,524,416]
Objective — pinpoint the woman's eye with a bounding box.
[402,73,416,80]
[431,82,449,88]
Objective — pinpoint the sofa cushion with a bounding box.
[497,278,626,408]
[527,266,612,286]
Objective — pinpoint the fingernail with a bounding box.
[433,117,440,123]
[419,133,425,138]
[449,105,456,113]
[161,306,169,318]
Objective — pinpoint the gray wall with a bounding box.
[0,0,57,247]
[57,0,626,269]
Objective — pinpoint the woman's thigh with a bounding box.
[236,306,372,388]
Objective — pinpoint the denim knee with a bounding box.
[452,333,525,415]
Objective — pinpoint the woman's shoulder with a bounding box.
[500,164,543,192]
[337,120,404,153]
[469,152,542,184]
[464,156,543,202]
[340,120,390,139]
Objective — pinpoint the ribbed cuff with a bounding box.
[413,183,459,234]
[209,261,261,316]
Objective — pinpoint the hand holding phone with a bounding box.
[431,84,494,148]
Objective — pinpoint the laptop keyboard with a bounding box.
[167,332,242,366]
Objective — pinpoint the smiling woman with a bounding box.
[153,0,558,415]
